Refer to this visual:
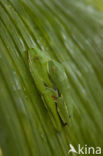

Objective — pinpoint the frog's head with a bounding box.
[28,47,55,89]
[47,60,67,86]
[28,47,50,65]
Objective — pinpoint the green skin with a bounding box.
[28,47,71,131]
[47,60,72,119]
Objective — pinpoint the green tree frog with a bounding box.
[28,47,71,131]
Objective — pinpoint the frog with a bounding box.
[28,47,71,131]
